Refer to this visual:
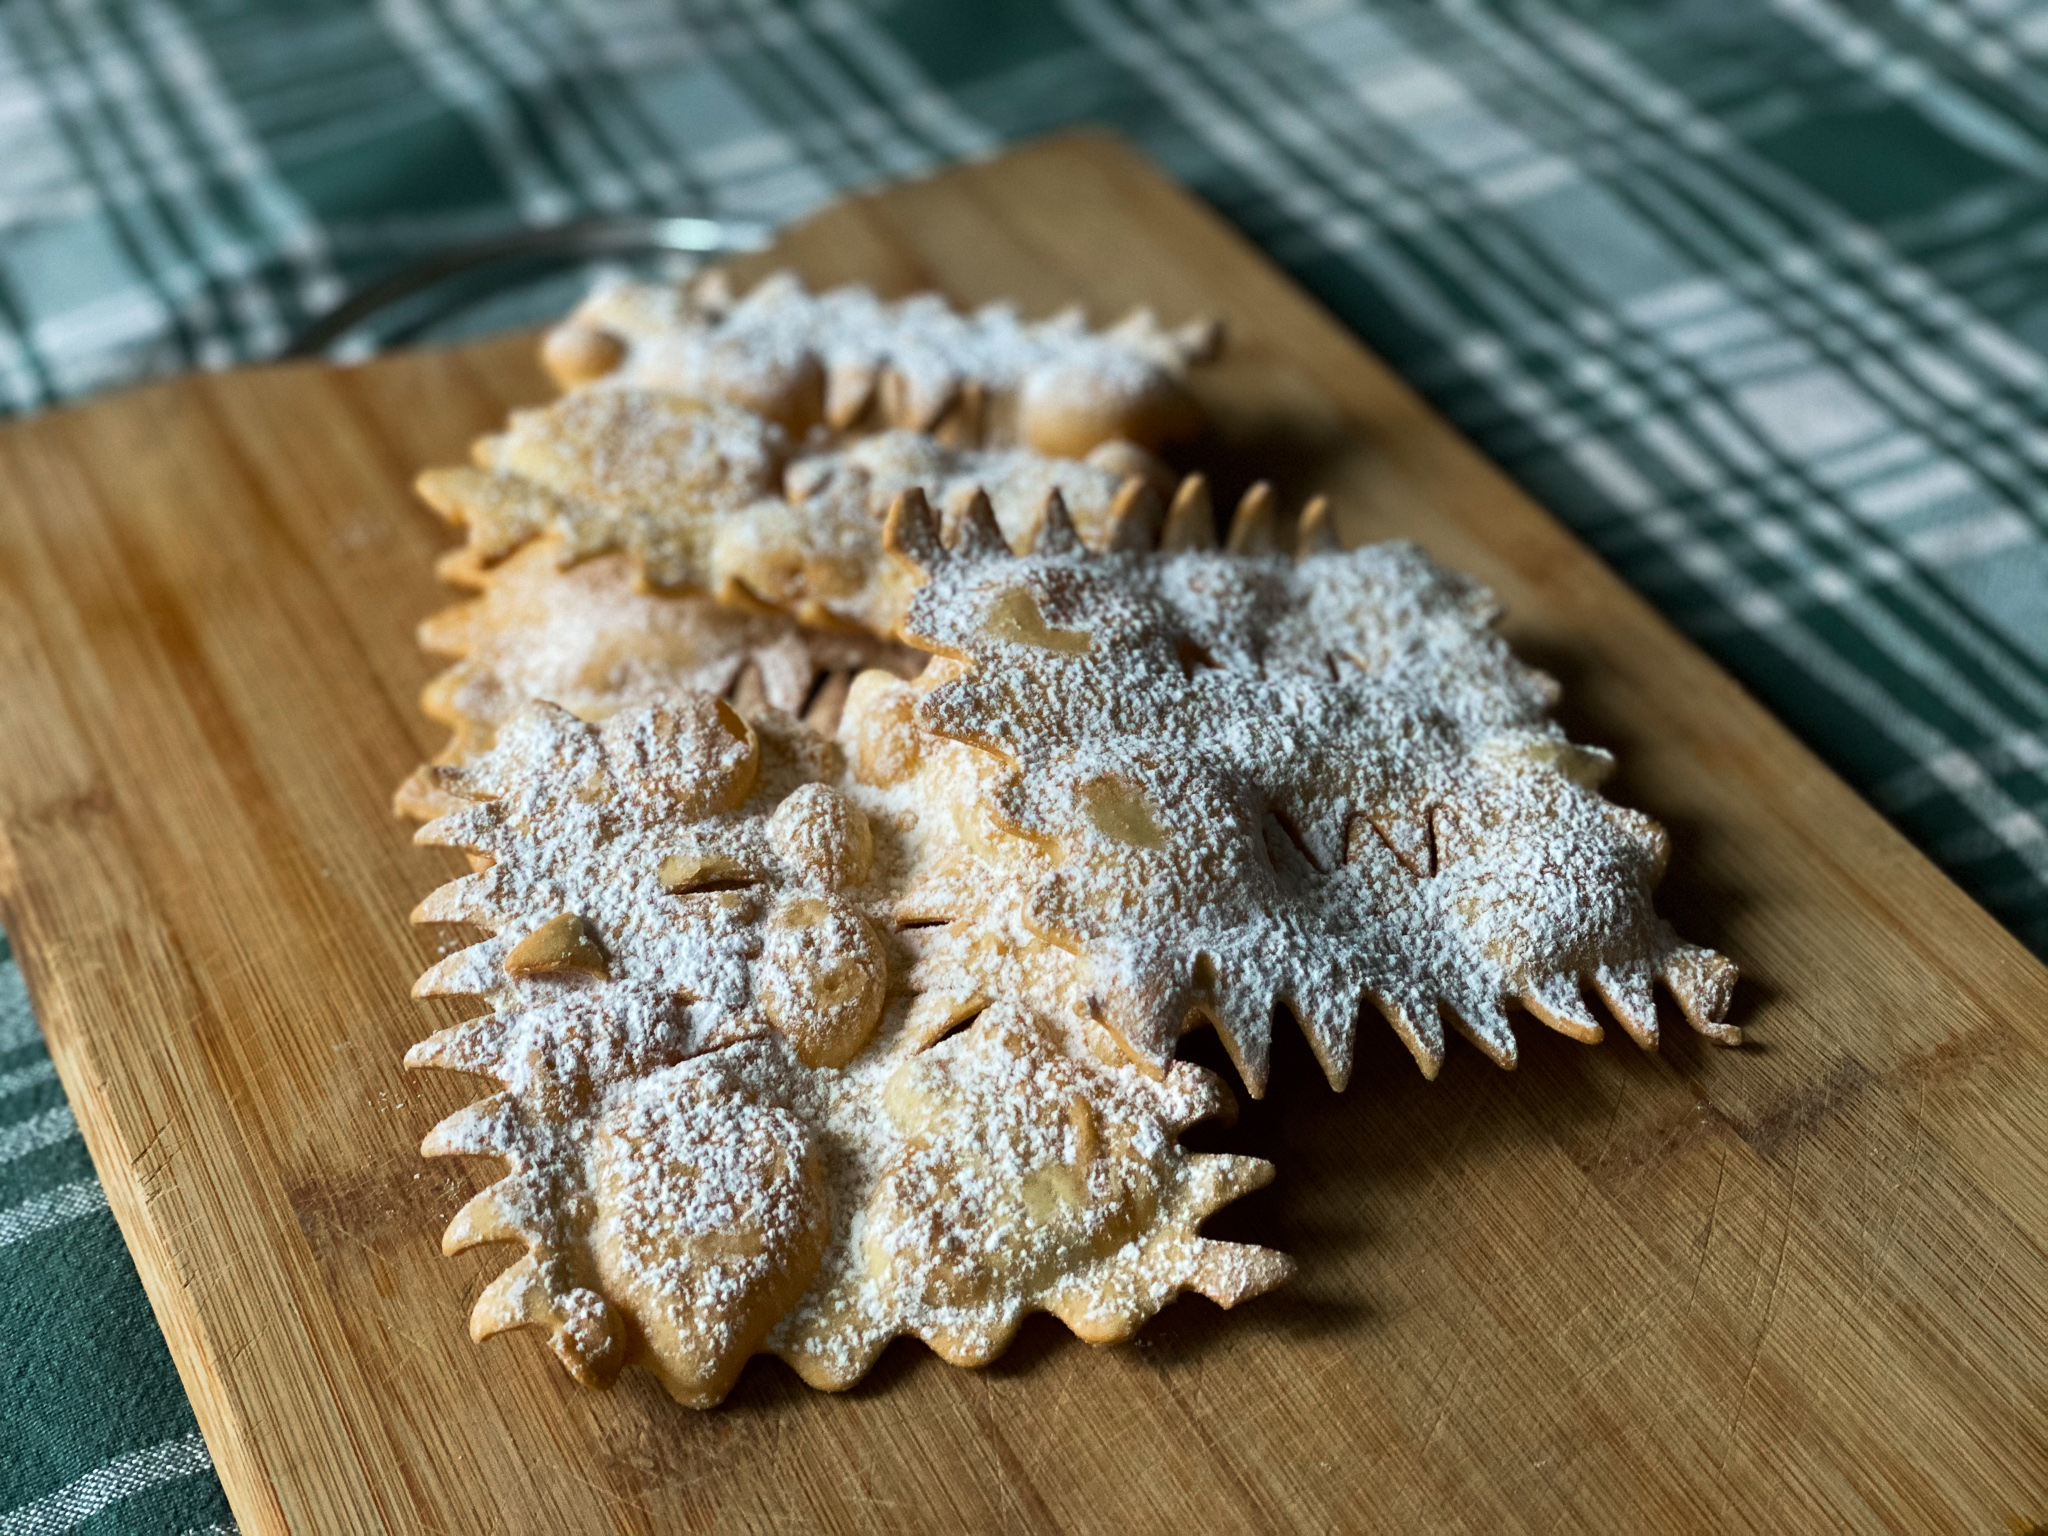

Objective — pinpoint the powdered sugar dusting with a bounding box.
[556,272,1215,454]
[408,533,918,789]
[397,269,1741,1412]
[407,693,1284,1404]
[891,529,1739,1094]
[419,394,1139,630]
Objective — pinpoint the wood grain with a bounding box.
[2,132,2045,1536]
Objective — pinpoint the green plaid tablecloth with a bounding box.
[2,2,2044,1528]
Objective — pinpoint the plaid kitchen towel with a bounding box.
[1,1,2045,1528]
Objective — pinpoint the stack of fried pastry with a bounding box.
[397,271,1739,1407]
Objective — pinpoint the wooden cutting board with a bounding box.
[2,132,2045,1536]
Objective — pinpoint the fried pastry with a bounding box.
[885,489,1738,1094]
[392,533,921,820]
[417,392,1150,629]
[407,697,1289,1404]
[395,270,1745,1414]
[401,493,1741,1399]
[541,270,1219,454]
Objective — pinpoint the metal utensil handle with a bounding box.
[282,214,774,359]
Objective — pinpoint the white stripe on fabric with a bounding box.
[0,1,225,381]
[39,0,258,369]
[439,0,643,213]
[373,0,575,221]
[1879,733,2048,815]
[571,13,837,220]
[0,982,41,1053]
[0,1103,77,1164]
[726,6,939,186]
[807,0,999,162]
[133,0,345,321]
[470,0,717,212]
[1766,0,2048,177]
[0,1178,107,1248]
[0,1433,213,1536]
[0,1058,58,1101]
